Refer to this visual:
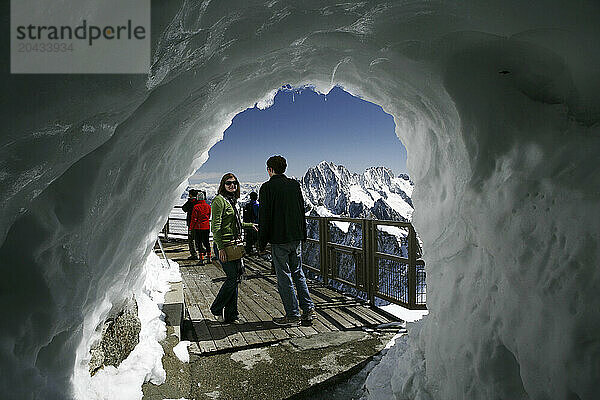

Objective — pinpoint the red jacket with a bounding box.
[190,200,211,230]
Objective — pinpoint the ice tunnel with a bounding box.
[1,0,599,399]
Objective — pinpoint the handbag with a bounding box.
[223,240,245,261]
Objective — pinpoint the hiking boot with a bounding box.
[301,308,316,321]
[226,318,245,325]
[273,315,301,327]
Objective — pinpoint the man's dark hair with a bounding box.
[267,155,287,174]
[189,189,198,198]
[249,191,258,201]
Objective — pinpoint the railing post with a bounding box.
[319,217,329,285]
[325,217,331,285]
[363,219,370,304]
[318,217,324,281]
[408,224,417,309]
[367,220,376,305]
[164,220,170,242]
[360,219,367,292]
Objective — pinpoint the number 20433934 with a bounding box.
[18,42,74,52]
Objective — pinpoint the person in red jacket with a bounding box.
[190,190,212,265]
[181,189,200,260]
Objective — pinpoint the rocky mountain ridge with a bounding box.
[300,161,413,223]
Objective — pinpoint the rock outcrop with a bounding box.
[89,297,141,376]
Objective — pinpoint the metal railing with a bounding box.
[304,216,426,310]
[160,207,426,310]
[160,206,188,240]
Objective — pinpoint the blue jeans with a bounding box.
[271,241,314,317]
[210,259,240,321]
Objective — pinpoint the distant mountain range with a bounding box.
[301,161,413,222]
[181,161,414,225]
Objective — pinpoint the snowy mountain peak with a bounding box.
[301,161,354,212]
[309,161,355,185]
[397,173,411,182]
[300,161,413,222]
[361,166,394,190]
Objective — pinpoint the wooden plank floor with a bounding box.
[156,241,400,355]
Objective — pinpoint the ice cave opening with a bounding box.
[1,1,599,399]
[179,83,423,323]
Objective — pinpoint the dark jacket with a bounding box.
[181,198,199,227]
[243,200,259,224]
[258,174,307,248]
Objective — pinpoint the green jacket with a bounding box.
[211,194,253,250]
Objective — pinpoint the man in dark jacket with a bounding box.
[243,191,259,254]
[181,189,199,260]
[259,155,315,326]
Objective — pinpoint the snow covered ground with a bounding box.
[73,253,181,400]
[382,304,429,324]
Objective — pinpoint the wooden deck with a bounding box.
[157,242,400,355]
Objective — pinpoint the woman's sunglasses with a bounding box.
[225,180,238,186]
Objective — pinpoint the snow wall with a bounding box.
[1,0,599,399]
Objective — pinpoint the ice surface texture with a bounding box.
[1,0,599,399]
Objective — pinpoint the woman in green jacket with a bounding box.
[210,173,257,324]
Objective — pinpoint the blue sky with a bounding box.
[189,86,407,184]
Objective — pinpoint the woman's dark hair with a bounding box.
[218,172,240,198]
[267,155,287,174]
